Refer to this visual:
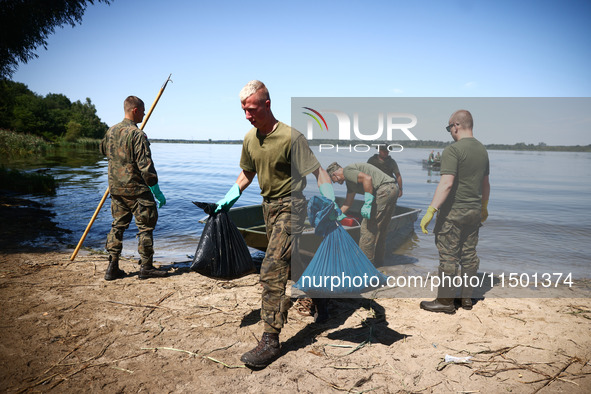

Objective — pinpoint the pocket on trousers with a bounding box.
[278,224,293,262]
[135,198,158,229]
[435,218,454,237]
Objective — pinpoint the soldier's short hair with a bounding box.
[326,162,342,177]
[239,80,270,104]
[124,96,144,113]
[451,109,473,130]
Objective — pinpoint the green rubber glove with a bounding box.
[337,213,347,222]
[319,183,342,220]
[149,184,166,208]
[215,183,241,213]
[481,200,489,223]
[361,192,374,219]
[319,183,335,201]
[420,205,438,234]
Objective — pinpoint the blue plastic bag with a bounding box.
[294,196,387,296]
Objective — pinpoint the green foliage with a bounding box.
[0,167,57,195]
[0,80,108,141]
[65,121,82,142]
[58,137,101,150]
[0,129,51,157]
[0,0,112,78]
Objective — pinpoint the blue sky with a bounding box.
[11,0,591,145]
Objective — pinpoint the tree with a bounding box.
[70,97,108,139]
[0,0,112,78]
[0,79,107,140]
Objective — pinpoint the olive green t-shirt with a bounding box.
[343,162,394,195]
[367,154,400,180]
[440,137,490,211]
[240,121,320,198]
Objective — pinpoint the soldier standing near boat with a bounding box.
[215,80,337,368]
[100,96,168,281]
[367,144,403,199]
[419,109,490,313]
[326,161,399,266]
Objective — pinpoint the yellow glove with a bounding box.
[481,200,489,223]
[420,206,438,234]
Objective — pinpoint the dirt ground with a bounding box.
[1,193,591,393]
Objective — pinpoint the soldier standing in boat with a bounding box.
[367,144,403,199]
[215,80,337,368]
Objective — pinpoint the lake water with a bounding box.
[17,143,591,281]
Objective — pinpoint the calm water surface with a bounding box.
[20,144,591,280]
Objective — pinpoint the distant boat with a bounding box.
[422,159,441,170]
[226,197,421,257]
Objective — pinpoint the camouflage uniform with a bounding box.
[100,118,159,264]
[260,195,307,334]
[342,162,398,265]
[434,137,489,293]
[359,182,399,264]
[434,208,481,276]
[240,122,319,334]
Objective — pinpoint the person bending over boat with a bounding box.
[326,161,399,266]
[215,80,337,369]
[419,109,490,314]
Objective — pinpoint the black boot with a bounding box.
[240,332,280,368]
[420,297,456,314]
[312,298,330,324]
[420,272,456,314]
[104,255,126,281]
[138,261,168,279]
[460,269,478,310]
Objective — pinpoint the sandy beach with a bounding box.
[1,193,591,393]
[0,247,590,393]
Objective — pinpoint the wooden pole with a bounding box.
[69,74,173,261]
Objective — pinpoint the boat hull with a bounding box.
[228,198,421,256]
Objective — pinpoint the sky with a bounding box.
[10,0,591,145]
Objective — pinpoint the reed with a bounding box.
[0,129,50,158]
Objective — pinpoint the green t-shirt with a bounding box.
[367,154,400,180]
[440,137,490,211]
[240,121,320,198]
[343,162,394,195]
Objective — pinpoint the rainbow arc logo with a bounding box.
[302,107,328,131]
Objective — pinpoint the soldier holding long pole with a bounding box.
[70,75,172,282]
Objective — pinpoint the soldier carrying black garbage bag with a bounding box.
[215,80,338,369]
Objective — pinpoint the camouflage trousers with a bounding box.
[260,195,307,334]
[359,183,399,264]
[434,208,481,276]
[106,191,158,264]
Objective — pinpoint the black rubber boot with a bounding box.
[138,261,168,279]
[312,298,330,324]
[240,332,280,368]
[104,255,126,281]
[420,297,456,314]
[420,272,456,314]
[460,269,478,310]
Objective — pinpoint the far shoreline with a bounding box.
[149,139,591,152]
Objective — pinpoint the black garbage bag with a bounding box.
[190,201,255,280]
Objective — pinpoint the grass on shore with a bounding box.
[1,129,101,158]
